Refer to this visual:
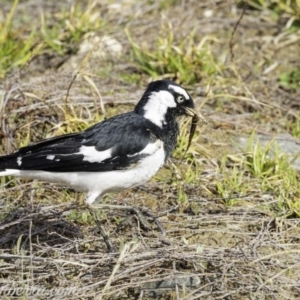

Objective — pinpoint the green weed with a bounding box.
[126,23,221,84]
[148,0,181,10]
[216,167,250,206]
[0,0,37,77]
[218,132,300,216]
[279,68,300,89]
[247,0,300,19]
[177,186,188,203]
[0,0,105,77]
[118,72,141,84]
[67,209,95,225]
[243,133,293,180]
[286,112,300,138]
[40,1,104,54]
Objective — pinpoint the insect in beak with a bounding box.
[184,107,207,154]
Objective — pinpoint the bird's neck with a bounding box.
[142,111,179,161]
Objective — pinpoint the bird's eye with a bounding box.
[177,95,185,103]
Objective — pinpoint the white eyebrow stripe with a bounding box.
[168,84,189,99]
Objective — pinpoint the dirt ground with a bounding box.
[0,0,300,299]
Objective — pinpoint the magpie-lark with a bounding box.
[0,80,197,206]
[0,80,198,251]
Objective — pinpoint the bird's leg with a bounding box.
[88,205,116,253]
[91,203,152,231]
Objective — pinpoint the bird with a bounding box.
[0,80,198,207]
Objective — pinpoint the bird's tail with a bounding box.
[0,153,20,176]
[0,169,20,176]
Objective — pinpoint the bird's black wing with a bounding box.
[0,112,161,172]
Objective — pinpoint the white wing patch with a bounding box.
[143,90,176,128]
[79,146,112,163]
[168,84,189,100]
[17,156,22,166]
[46,154,60,161]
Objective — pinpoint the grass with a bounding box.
[67,208,95,225]
[279,68,300,89]
[215,132,300,216]
[216,167,250,206]
[40,1,104,54]
[287,113,300,138]
[0,0,104,78]
[126,23,222,84]
[0,0,36,77]
[246,0,300,92]
[247,0,300,18]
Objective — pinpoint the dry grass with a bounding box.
[1,199,300,299]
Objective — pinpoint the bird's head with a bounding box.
[134,80,197,128]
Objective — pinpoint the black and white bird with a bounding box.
[0,80,197,205]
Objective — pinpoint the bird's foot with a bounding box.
[88,206,116,253]
[91,203,153,230]
[89,203,178,252]
[88,203,153,252]
[116,206,152,231]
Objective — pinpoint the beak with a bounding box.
[184,107,198,117]
[184,107,208,125]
